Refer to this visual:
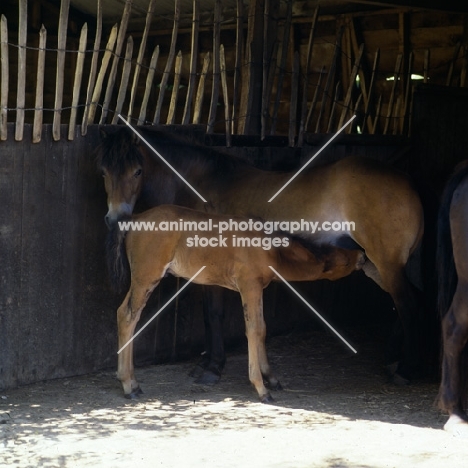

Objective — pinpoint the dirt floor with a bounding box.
[1,326,468,468]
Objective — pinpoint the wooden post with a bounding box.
[231,0,244,134]
[100,0,132,124]
[167,51,183,124]
[112,36,134,124]
[338,43,364,129]
[401,51,413,136]
[88,24,118,123]
[0,15,8,141]
[304,65,325,135]
[33,25,46,143]
[52,0,70,141]
[220,44,231,146]
[67,23,87,140]
[153,0,181,124]
[270,0,292,135]
[182,0,200,125]
[289,51,299,147]
[326,81,341,133]
[137,45,159,125]
[15,0,27,142]
[363,48,379,134]
[81,0,102,135]
[193,51,211,124]
[383,53,402,135]
[297,6,319,146]
[127,0,156,120]
[316,26,344,133]
[207,0,222,134]
[423,49,430,84]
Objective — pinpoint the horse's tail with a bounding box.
[105,218,131,294]
[437,161,468,317]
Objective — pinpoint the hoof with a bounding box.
[444,414,468,437]
[261,393,274,404]
[266,380,283,391]
[125,387,143,400]
[194,370,221,386]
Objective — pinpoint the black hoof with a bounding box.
[261,393,274,404]
[194,370,221,386]
[125,387,143,399]
[265,380,283,391]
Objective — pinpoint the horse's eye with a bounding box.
[101,170,106,178]
[134,168,142,178]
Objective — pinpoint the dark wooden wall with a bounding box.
[1,123,412,390]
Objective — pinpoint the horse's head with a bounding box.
[97,128,144,228]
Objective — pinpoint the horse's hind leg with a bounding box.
[239,280,279,403]
[439,283,468,434]
[117,280,159,398]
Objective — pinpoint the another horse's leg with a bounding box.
[238,280,278,403]
[117,280,159,398]
[439,284,468,435]
[193,285,226,385]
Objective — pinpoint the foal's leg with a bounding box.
[239,280,279,403]
[439,283,468,435]
[192,286,226,385]
[117,280,159,398]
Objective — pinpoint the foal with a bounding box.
[107,204,365,402]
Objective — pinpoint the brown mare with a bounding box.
[97,126,424,384]
[106,204,365,401]
[437,160,468,434]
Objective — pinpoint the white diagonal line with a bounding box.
[268,265,357,353]
[118,114,208,203]
[268,114,357,202]
[117,266,206,354]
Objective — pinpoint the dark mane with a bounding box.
[96,127,143,174]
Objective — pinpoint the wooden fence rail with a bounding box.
[0,1,467,144]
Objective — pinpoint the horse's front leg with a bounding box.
[193,285,226,385]
[117,281,158,399]
[239,281,279,403]
[438,284,468,435]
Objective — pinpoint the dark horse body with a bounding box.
[437,160,468,434]
[98,126,424,384]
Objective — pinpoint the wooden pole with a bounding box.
[15,0,27,142]
[182,0,200,125]
[423,49,430,84]
[297,6,319,146]
[68,23,87,140]
[338,43,364,129]
[289,51,299,147]
[270,0,292,135]
[363,48,379,134]
[127,0,156,120]
[153,0,181,124]
[81,0,102,135]
[383,53,402,135]
[0,15,8,141]
[112,36,134,124]
[220,44,231,146]
[33,25,46,143]
[167,51,183,124]
[137,45,159,125]
[100,0,133,124]
[88,24,118,123]
[326,81,341,133]
[52,0,70,141]
[207,0,222,134]
[231,0,244,134]
[193,51,211,124]
[304,65,325,135]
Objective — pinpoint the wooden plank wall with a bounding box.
[0,2,467,144]
[0,122,408,390]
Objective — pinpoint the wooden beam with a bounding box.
[207,0,222,134]
[0,15,9,141]
[137,45,159,125]
[33,25,46,143]
[15,0,27,142]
